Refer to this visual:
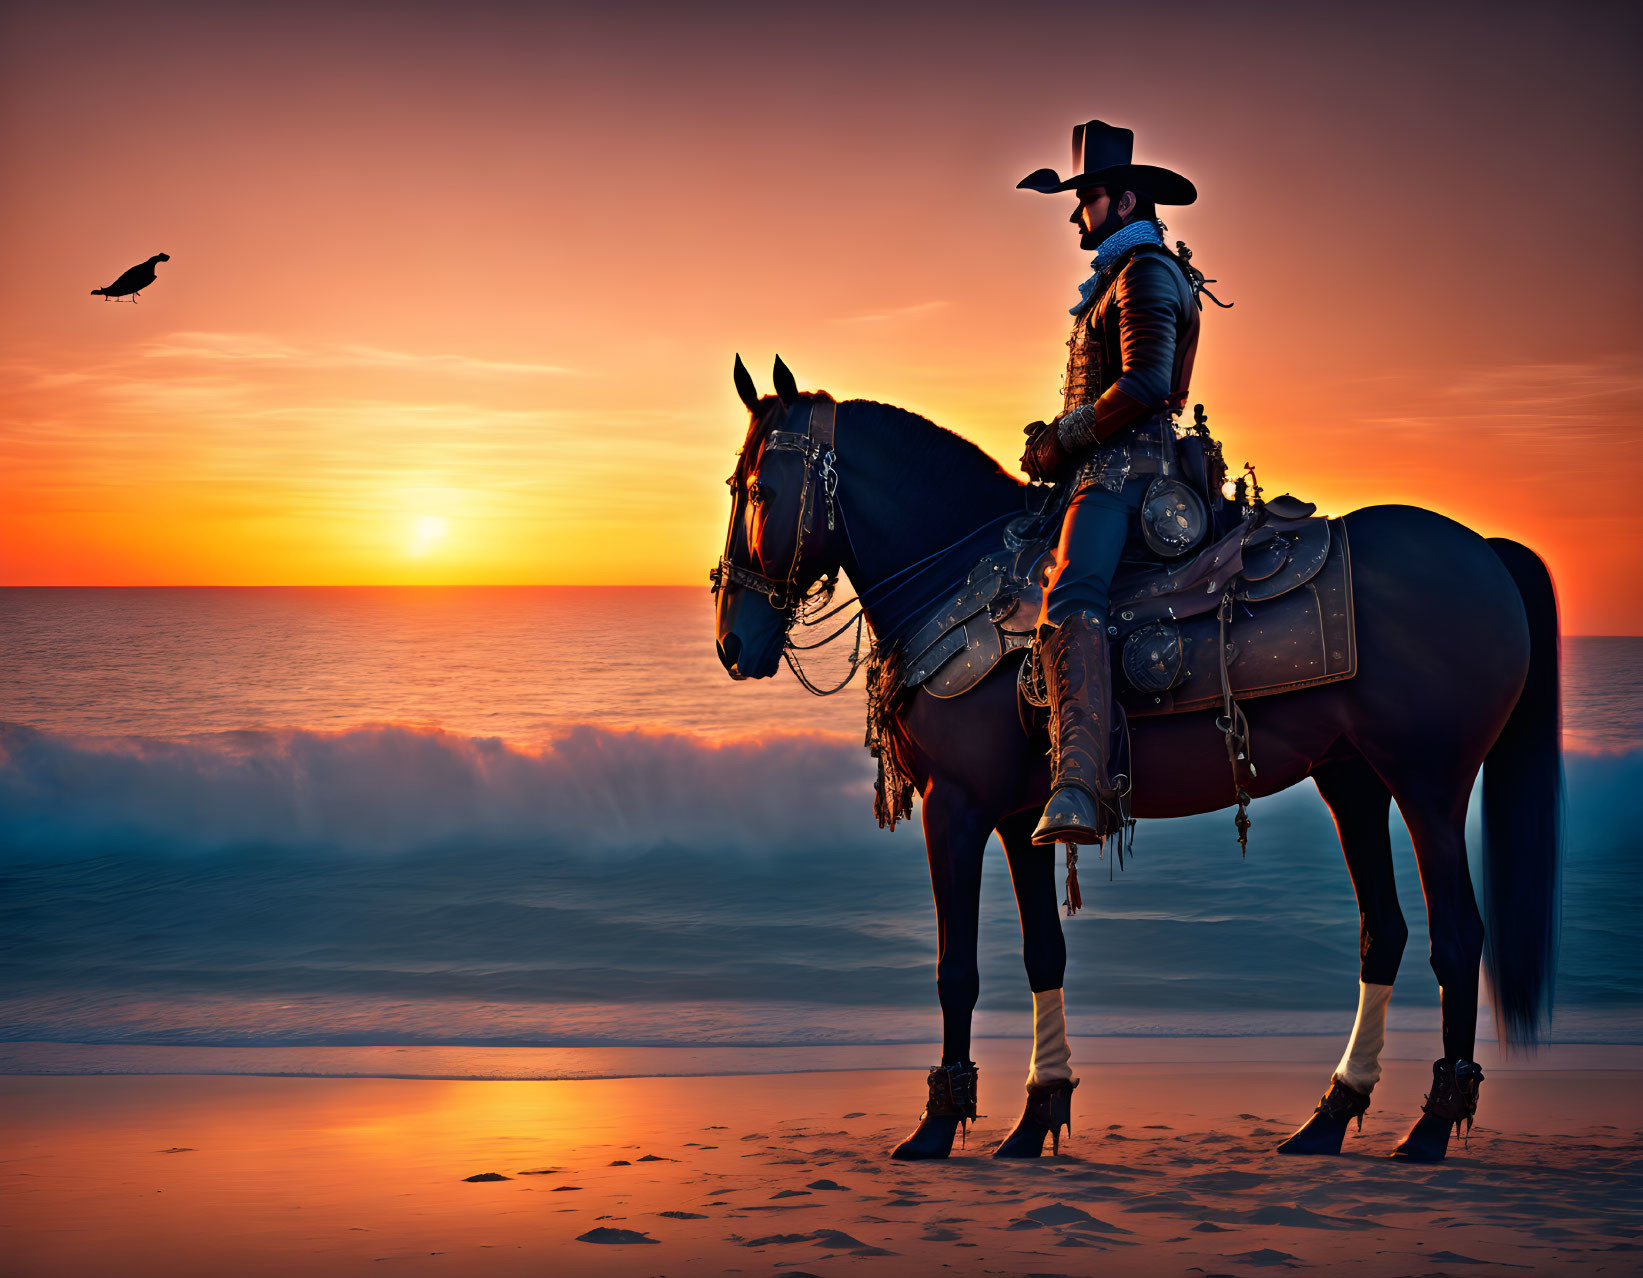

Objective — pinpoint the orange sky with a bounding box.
[2,3,1640,631]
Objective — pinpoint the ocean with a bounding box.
[2,587,1639,1075]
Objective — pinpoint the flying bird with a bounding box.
[91,253,170,303]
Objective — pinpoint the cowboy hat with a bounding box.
[1017,119,1196,205]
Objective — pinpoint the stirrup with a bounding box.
[1032,784,1114,846]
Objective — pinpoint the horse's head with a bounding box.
[712,355,842,680]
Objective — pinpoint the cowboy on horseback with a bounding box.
[1018,119,1204,846]
[714,119,1559,1168]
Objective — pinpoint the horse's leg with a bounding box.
[890,784,989,1161]
[993,809,1078,1158]
[1380,775,1487,1162]
[1278,757,1407,1155]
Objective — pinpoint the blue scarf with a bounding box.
[1070,219,1164,315]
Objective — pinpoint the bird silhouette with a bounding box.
[91,253,170,303]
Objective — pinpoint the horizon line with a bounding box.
[0,583,1635,639]
[0,581,702,589]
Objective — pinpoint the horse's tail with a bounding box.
[1481,537,1564,1050]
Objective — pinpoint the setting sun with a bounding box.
[409,516,448,557]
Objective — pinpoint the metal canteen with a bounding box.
[1140,475,1208,558]
[1122,619,1185,693]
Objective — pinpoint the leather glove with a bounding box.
[1020,418,1068,482]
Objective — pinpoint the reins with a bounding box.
[782,509,1019,697]
[715,397,1029,698]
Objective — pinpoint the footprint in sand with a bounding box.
[738,1229,892,1257]
[1185,1170,1266,1193]
[576,1227,658,1245]
[1026,1203,1092,1226]
[1429,1250,1521,1267]
[1223,1247,1300,1267]
[1025,1203,1131,1236]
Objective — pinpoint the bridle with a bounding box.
[711,397,838,614]
[710,392,1026,697]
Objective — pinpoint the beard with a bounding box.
[1079,203,1127,252]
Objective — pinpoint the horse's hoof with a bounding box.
[1391,1059,1482,1162]
[1276,1111,1349,1155]
[992,1079,1076,1158]
[1390,1112,1454,1162]
[1277,1077,1368,1155]
[891,1115,962,1160]
[992,1120,1048,1158]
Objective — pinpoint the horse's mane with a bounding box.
[852,397,1026,507]
[732,397,787,488]
[735,392,1024,513]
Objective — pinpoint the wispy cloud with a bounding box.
[836,300,949,324]
[1347,357,1643,457]
[1438,359,1643,410]
[139,331,584,377]
[0,333,718,534]
[335,345,585,377]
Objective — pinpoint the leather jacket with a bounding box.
[1058,244,1200,456]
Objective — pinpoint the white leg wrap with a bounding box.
[1026,988,1077,1086]
[1333,981,1392,1094]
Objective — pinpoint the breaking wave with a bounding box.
[0,721,884,860]
[0,722,1638,1053]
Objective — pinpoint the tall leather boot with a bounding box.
[1033,612,1119,845]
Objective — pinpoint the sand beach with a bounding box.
[5,1038,1639,1277]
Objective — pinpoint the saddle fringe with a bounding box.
[866,648,916,830]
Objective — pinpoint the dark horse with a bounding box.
[713,357,1561,1164]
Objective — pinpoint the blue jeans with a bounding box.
[1041,476,1149,627]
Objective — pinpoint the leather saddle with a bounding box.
[891,493,1357,718]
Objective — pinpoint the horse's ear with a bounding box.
[733,354,760,414]
[772,355,798,406]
